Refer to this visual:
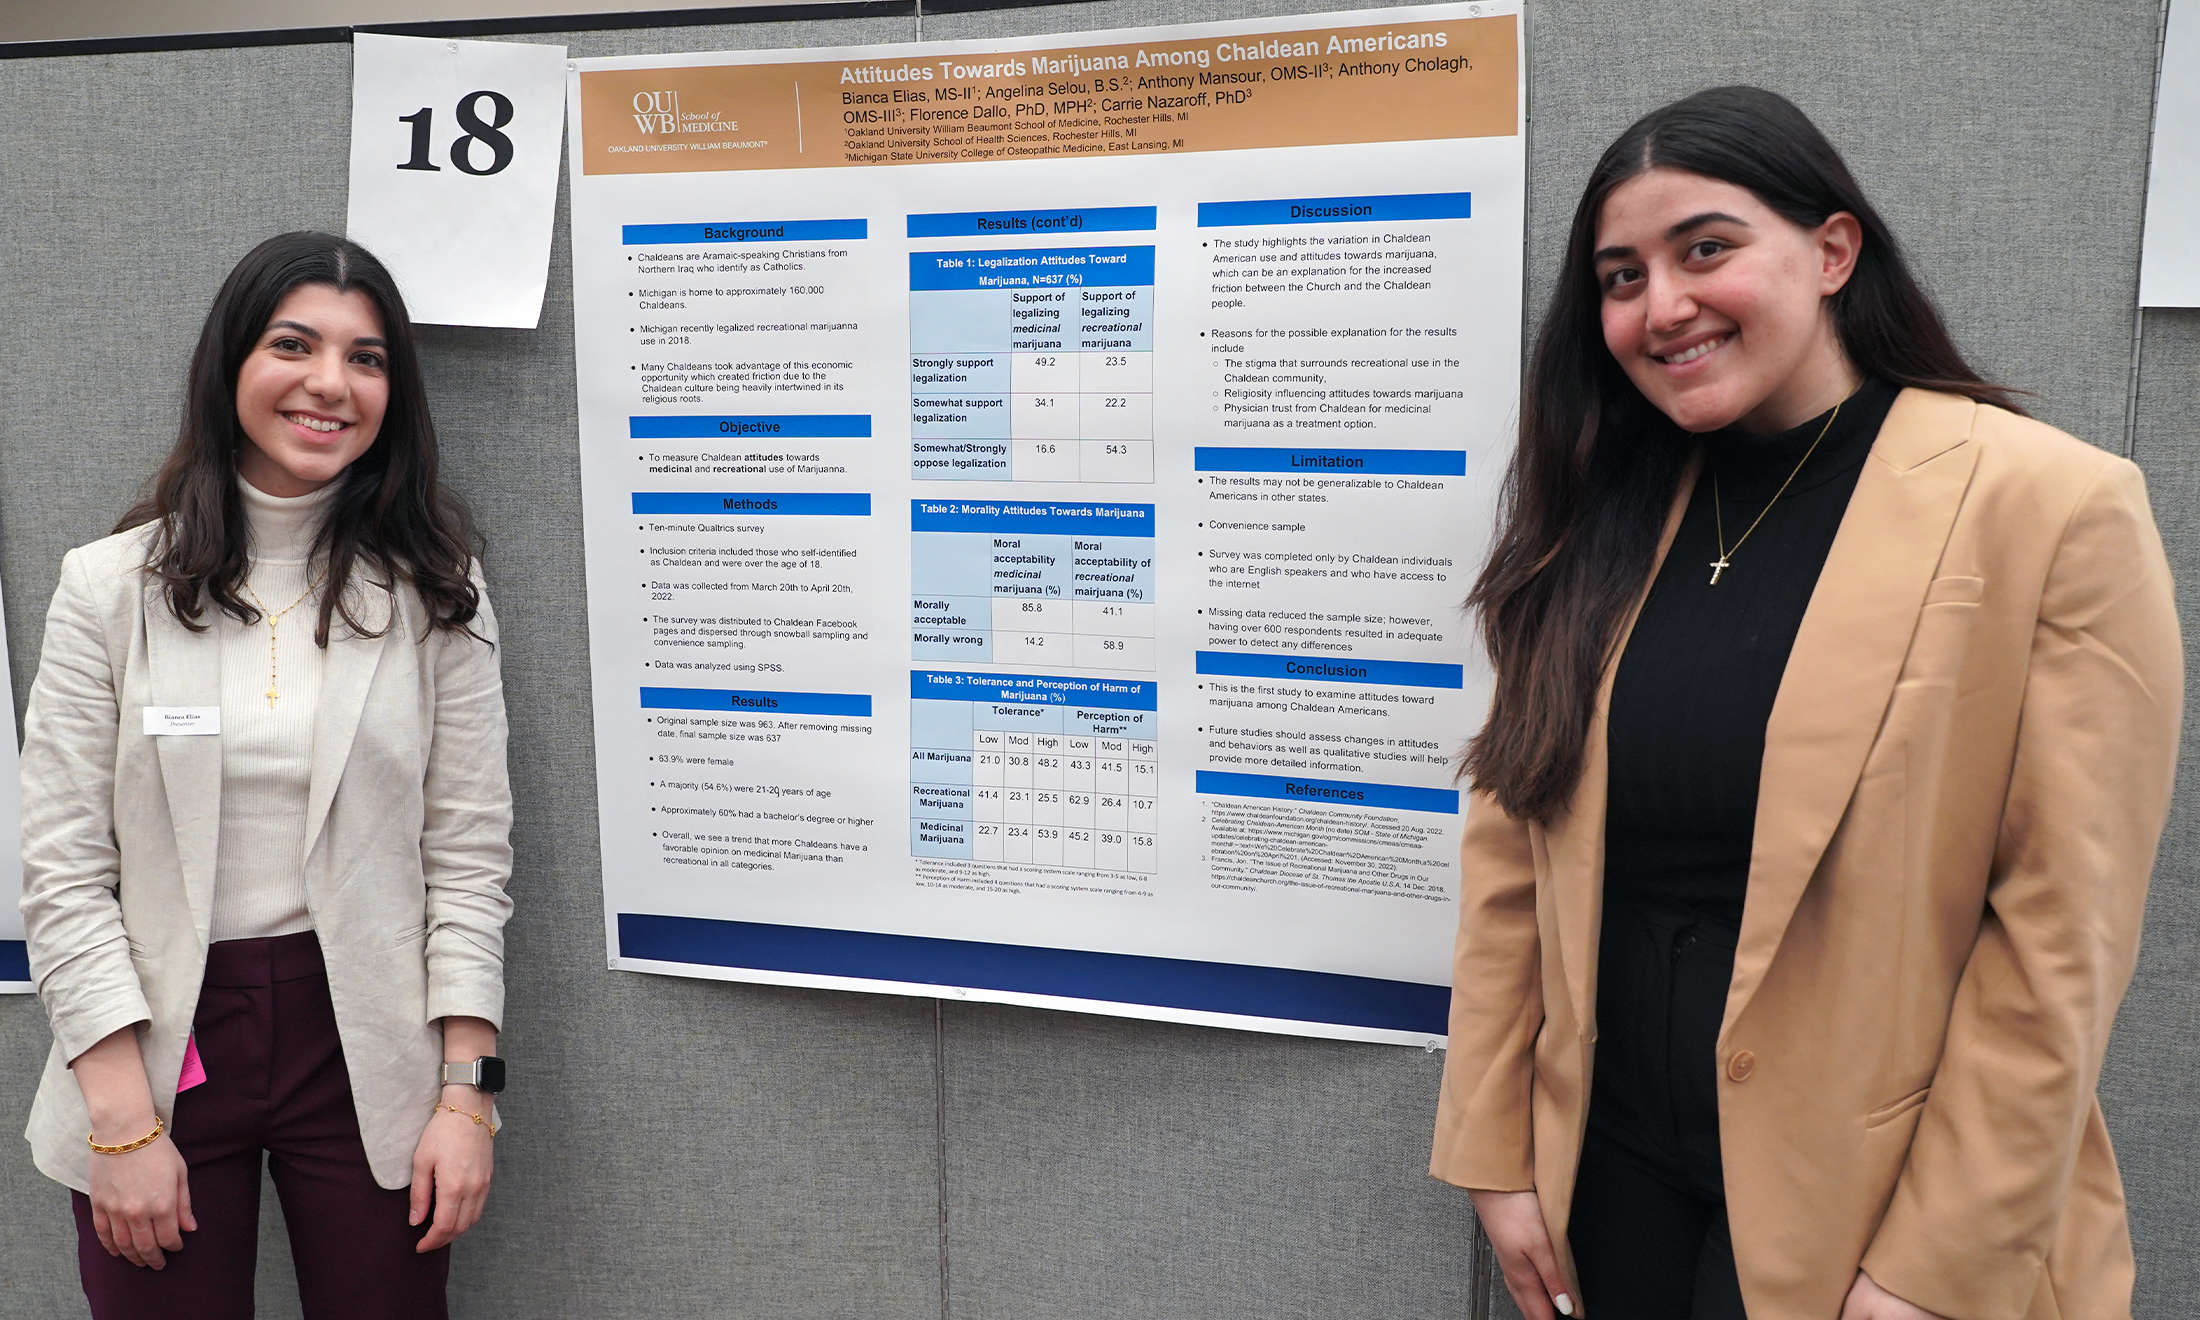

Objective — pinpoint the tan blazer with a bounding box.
[18,524,514,1193]
[1430,390,2181,1320]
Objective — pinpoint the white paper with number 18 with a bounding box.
[347,32,568,328]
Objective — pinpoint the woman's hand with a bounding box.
[411,1014,499,1252]
[1470,1189,1574,1319]
[72,1025,194,1268]
[87,1125,195,1269]
[1841,1270,1949,1320]
[408,1088,495,1252]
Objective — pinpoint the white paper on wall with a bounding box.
[2141,0,2200,306]
[1,583,30,993]
[347,32,569,327]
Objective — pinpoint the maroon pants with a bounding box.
[73,932,449,1320]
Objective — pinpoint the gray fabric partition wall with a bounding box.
[0,2,2188,1317]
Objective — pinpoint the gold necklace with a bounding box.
[240,570,327,708]
[1708,401,1841,585]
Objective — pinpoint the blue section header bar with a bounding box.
[911,247,1154,291]
[1196,771,1459,815]
[1195,446,1466,476]
[623,219,867,244]
[910,499,1154,537]
[631,415,872,439]
[1197,192,1471,228]
[631,493,870,517]
[908,207,1156,238]
[1196,651,1463,689]
[617,914,1448,1036]
[642,686,872,717]
[911,670,1157,711]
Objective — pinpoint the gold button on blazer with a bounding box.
[1431,390,2181,1320]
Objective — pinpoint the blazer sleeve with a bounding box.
[417,577,515,1029]
[18,548,150,1062]
[1430,786,1544,1191]
[1861,458,2182,1319]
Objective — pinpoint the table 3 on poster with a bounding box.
[910,671,1159,873]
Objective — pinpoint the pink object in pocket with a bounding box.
[177,1034,207,1093]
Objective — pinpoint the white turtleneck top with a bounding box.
[209,478,336,942]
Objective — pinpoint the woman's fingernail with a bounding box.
[1554,1294,1575,1317]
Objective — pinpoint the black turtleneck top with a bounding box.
[1603,377,1898,930]
[1587,379,1899,1178]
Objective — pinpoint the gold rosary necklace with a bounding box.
[241,571,327,708]
[1708,401,1841,585]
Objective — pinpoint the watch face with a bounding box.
[477,1056,507,1094]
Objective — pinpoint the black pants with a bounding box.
[1570,903,1747,1319]
[1570,1125,1746,1320]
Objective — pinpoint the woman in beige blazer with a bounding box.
[1432,89,2179,1320]
[19,232,514,1318]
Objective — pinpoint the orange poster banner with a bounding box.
[578,14,1516,176]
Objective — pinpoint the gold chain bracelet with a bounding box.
[87,1115,164,1155]
[433,1102,499,1137]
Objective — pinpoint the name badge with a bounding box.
[144,707,220,736]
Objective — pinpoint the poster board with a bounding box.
[568,3,1521,1044]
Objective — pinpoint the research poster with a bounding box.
[569,3,1521,1044]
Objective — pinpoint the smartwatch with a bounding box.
[440,1057,507,1094]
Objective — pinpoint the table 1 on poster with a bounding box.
[569,2,1524,1043]
[910,237,1156,483]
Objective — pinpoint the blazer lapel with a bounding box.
[145,590,224,938]
[1546,453,1701,1022]
[302,582,396,864]
[1724,389,1982,1027]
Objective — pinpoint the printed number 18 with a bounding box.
[398,90,516,176]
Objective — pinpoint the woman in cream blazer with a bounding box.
[20,233,512,1317]
[1435,90,2178,1320]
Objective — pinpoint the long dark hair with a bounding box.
[1465,87,2019,824]
[119,232,482,644]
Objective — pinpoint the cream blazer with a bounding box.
[1431,391,2182,1320]
[19,523,514,1192]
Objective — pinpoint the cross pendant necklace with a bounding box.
[240,570,328,708]
[1708,400,1842,586]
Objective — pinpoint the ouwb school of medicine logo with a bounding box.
[632,90,680,132]
[630,89,744,136]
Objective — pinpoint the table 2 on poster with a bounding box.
[569,3,1525,1043]
[911,499,1155,669]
